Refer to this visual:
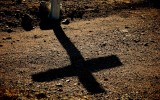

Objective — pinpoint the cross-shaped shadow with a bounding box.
[32,25,122,94]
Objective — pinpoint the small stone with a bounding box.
[74,83,77,86]
[31,89,36,92]
[5,25,9,28]
[57,88,63,92]
[104,78,108,81]
[66,79,70,82]
[101,43,106,47]
[62,19,70,25]
[144,43,149,46]
[126,34,131,37]
[121,29,129,33]
[56,83,63,87]
[141,33,145,35]
[122,37,126,40]
[36,85,41,88]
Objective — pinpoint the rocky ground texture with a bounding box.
[0,0,160,100]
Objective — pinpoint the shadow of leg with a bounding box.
[52,25,106,93]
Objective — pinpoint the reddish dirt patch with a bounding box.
[0,0,160,99]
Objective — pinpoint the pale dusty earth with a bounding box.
[0,0,160,100]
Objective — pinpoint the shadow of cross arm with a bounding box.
[32,25,122,94]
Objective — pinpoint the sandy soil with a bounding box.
[0,0,160,100]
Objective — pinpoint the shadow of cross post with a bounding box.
[32,25,122,94]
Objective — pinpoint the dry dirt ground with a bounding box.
[0,0,160,100]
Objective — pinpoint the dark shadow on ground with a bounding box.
[32,25,122,94]
[113,0,160,11]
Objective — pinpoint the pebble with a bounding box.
[62,19,70,25]
[141,33,145,35]
[4,26,13,33]
[126,34,131,37]
[36,85,41,88]
[120,29,129,33]
[66,79,70,82]
[144,43,149,46]
[122,37,126,40]
[104,78,108,81]
[5,25,9,28]
[101,43,107,47]
[56,83,63,87]
[74,83,77,86]
[31,89,37,92]
[57,88,63,92]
